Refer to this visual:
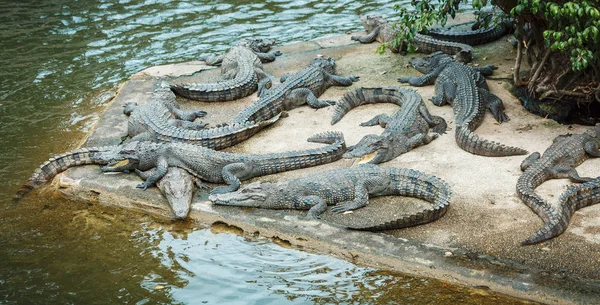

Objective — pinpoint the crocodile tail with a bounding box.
[170,68,258,102]
[330,87,406,125]
[516,169,555,230]
[455,125,528,157]
[354,168,452,231]
[307,131,345,148]
[522,215,569,245]
[523,178,600,245]
[185,114,281,150]
[14,146,115,201]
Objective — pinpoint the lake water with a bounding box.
[0,1,535,304]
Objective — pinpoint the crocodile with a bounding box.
[351,15,473,63]
[209,164,452,230]
[98,131,346,195]
[427,15,513,46]
[233,56,360,123]
[171,38,281,102]
[516,124,600,245]
[331,87,446,164]
[16,131,346,201]
[13,144,195,218]
[124,87,279,150]
[398,52,527,157]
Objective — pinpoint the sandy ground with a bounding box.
[43,27,600,304]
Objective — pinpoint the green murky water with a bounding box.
[0,1,538,304]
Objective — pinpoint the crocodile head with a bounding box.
[96,141,141,172]
[358,15,387,33]
[238,38,276,53]
[309,56,336,74]
[209,181,279,207]
[367,136,408,164]
[408,51,453,74]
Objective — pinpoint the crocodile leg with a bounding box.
[471,65,498,76]
[169,119,209,130]
[286,88,336,109]
[170,108,207,122]
[430,79,456,106]
[398,64,445,86]
[198,54,223,66]
[302,195,329,219]
[135,156,169,190]
[211,162,256,195]
[549,165,594,183]
[479,88,509,123]
[255,50,282,63]
[351,25,382,43]
[585,141,600,157]
[360,114,391,127]
[330,177,390,213]
[255,68,274,97]
[325,73,360,86]
[417,105,447,134]
[409,133,438,147]
[520,152,540,171]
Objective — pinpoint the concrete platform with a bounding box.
[42,30,600,304]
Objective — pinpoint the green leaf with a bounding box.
[515,4,524,15]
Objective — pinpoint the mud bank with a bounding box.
[39,28,599,304]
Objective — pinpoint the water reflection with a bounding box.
[0,0,401,199]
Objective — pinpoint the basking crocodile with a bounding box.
[171,38,281,102]
[100,131,347,195]
[398,52,527,157]
[209,164,452,230]
[427,15,513,46]
[517,124,600,245]
[351,15,473,63]
[234,56,360,123]
[331,87,446,164]
[124,87,279,150]
[16,132,346,200]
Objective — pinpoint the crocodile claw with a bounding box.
[136,182,151,190]
[210,186,234,195]
[331,203,361,213]
[397,77,410,83]
[273,50,283,56]
[194,110,208,117]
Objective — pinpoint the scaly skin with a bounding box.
[98,132,347,195]
[16,132,346,200]
[234,56,360,123]
[517,124,600,245]
[125,87,279,150]
[351,15,473,63]
[171,38,281,102]
[331,87,446,164]
[14,146,116,201]
[399,52,527,157]
[209,164,452,230]
[427,17,513,46]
